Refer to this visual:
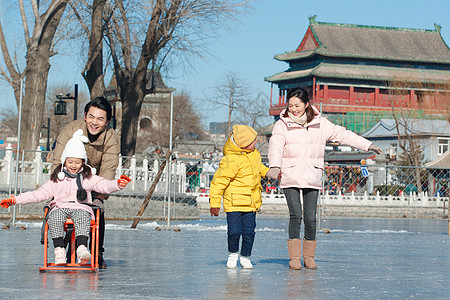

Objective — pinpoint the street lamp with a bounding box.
[54,84,78,120]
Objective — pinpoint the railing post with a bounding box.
[181,162,186,193]
[153,159,159,193]
[143,157,148,191]
[375,190,381,206]
[131,155,136,191]
[35,146,43,187]
[5,143,13,186]
[116,154,123,178]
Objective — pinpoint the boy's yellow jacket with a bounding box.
[209,134,269,212]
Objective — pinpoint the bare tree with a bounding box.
[68,0,106,98]
[0,0,69,150]
[234,91,272,130]
[388,79,450,192]
[103,0,250,156]
[0,108,19,137]
[206,71,248,134]
[136,91,205,153]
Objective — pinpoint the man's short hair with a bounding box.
[84,97,113,121]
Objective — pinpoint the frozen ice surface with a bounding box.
[0,216,448,299]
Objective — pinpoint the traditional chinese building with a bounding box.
[265,16,450,133]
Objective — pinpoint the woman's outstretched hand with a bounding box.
[266,167,281,180]
[368,144,383,155]
[1,195,16,208]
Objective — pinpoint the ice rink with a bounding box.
[0,216,448,299]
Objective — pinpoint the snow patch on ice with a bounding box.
[10,220,283,232]
[331,229,410,234]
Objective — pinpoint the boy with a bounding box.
[209,125,269,269]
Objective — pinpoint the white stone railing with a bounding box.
[192,190,449,208]
[0,144,186,193]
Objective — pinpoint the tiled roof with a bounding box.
[363,119,450,138]
[275,20,450,63]
[265,63,450,84]
[145,69,174,92]
[424,150,450,168]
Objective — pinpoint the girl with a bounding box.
[266,88,382,270]
[1,129,131,265]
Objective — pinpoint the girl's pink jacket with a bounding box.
[14,175,123,219]
[268,107,372,189]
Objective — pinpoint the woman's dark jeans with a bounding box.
[283,188,318,240]
[226,211,256,257]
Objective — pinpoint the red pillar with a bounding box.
[410,90,417,108]
[278,89,282,106]
[270,83,273,108]
[374,88,379,107]
[349,86,355,106]
[313,77,316,102]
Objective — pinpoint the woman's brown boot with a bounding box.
[303,239,317,269]
[287,239,302,270]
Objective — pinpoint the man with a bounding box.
[52,97,120,269]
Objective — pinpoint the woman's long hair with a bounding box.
[282,87,317,123]
[50,160,93,182]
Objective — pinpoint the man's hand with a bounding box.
[117,175,132,188]
[1,195,16,208]
[210,207,220,216]
[92,198,105,214]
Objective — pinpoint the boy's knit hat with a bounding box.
[232,125,257,148]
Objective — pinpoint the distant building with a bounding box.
[105,69,175,153]
[265,16,450,134]
[209,122,228,135]
[363,119,450,162]
[106,69,175,132]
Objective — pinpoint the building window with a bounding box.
[438,138,449,156]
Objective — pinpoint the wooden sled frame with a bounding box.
[39,207,100,272]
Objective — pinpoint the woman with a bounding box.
[266,88,382,270]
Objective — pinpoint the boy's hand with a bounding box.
[210,207,220,216]
[117,175,132,188]
[266,167,281,180]
[1,195,16,208]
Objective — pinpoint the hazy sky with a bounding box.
[1,0,449,128]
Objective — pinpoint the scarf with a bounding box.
[63,169,87,201]
[288,111,308,126]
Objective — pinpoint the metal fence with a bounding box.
[0,145,448,221]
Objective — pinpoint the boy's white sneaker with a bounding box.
[240,256,253,269]
[226,252,239,269]
[54,247,66,265]
[76,245,92,264]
